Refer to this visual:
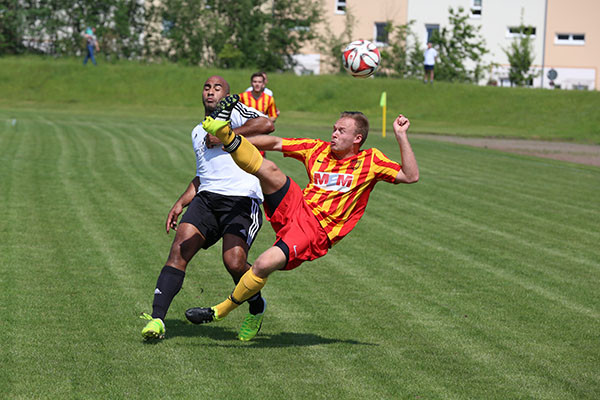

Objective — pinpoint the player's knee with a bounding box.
[169,236,199,266]
[252,250,285,278]
[223,249,248,276]
[258,160,287,192]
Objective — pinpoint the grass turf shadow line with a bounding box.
[163,318,376,348]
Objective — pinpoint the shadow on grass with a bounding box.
[160,318,376,348]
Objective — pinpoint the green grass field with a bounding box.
[1,58,600,399]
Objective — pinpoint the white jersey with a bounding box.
[245,86,273,97]
[191,102,265,202]
[424,47,438,65]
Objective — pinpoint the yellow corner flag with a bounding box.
[380,92,387,138]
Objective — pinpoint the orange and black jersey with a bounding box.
[281,138,402,245]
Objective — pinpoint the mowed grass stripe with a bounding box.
[343,214,597,398]
[320,250,552,399]
[410,141,600,237]
[2,117,118,396]
[0,116,38,394]
[369,181,600,315]
[366,203,600,321]
[418,140,600,216]
[405,176,600,263]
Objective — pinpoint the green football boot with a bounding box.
[140,312,165,340]
[238,300,266,341]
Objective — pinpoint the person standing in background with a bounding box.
[83,27,100,66]
[423,42,438,84]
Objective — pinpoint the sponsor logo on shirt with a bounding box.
[313,172,353,192]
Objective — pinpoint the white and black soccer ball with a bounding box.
[342,40,381,78]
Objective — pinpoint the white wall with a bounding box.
[407,0,546,84]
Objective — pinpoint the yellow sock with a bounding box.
[203,117,263,174]
[214,269,267,319]
[228,135,263,175]
[214,122,235,146]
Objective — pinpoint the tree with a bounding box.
[379,20,423,78]
[3,0,147,59]
[0,0,26,54]
[146,0,322,70]
[430,7,489,83]
[316,7,355,74]
[504,24,538,86]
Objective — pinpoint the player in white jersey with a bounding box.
[141,76,274,341]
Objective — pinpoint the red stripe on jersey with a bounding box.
[281,138,401,244]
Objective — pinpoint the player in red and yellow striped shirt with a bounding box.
[239,72,278,122]
[187,103,419,337]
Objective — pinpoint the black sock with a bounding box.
[247,291,265,315]
[152,265,185,320]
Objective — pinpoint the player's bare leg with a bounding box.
[222,234,266,313]
[166,223,206,271]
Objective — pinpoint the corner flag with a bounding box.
[380,92,387,138]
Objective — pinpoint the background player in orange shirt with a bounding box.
[239,72,278,123]
[186,96,418,340]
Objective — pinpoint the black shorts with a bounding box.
[424,64,434,71]
[180,191,263,249]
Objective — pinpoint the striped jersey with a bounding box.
[281,138,402,245]
[239,91,277,119]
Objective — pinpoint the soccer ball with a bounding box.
[342,40,381,78]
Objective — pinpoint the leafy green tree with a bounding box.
[5,0,147,58]
[430,7,489,83]
[0,0,26,54]
[317,7,355,74]
[147,0,322,70]
[504,24,538,86]
[379,20,423,78]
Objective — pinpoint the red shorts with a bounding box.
[265,179,330,270]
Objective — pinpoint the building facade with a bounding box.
[542,0,599,90]
[299,0,598,90]
[296,0,408,75]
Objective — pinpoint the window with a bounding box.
[471,0,482,18]
[425,24,439,43]
[507,26,536,38]
[162,19,174,37]
[335,0,346,14]
[374,22,389,45]
[555,33,585,45]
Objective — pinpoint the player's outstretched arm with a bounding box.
[234,116,274,137]
[393,114,419,184]
[166,177,200,233]
[247,135,283,152]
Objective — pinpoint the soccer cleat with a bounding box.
[210,94,239,121]
[140,312,165,340]
[202,95,239,137]
[238,299,266,341]
[185,306,222,324]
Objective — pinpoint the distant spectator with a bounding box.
[423,42,438,84]
[83,27,100,66]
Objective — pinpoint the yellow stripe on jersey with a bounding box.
[239,91,277,118]
[281,138,401,244]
